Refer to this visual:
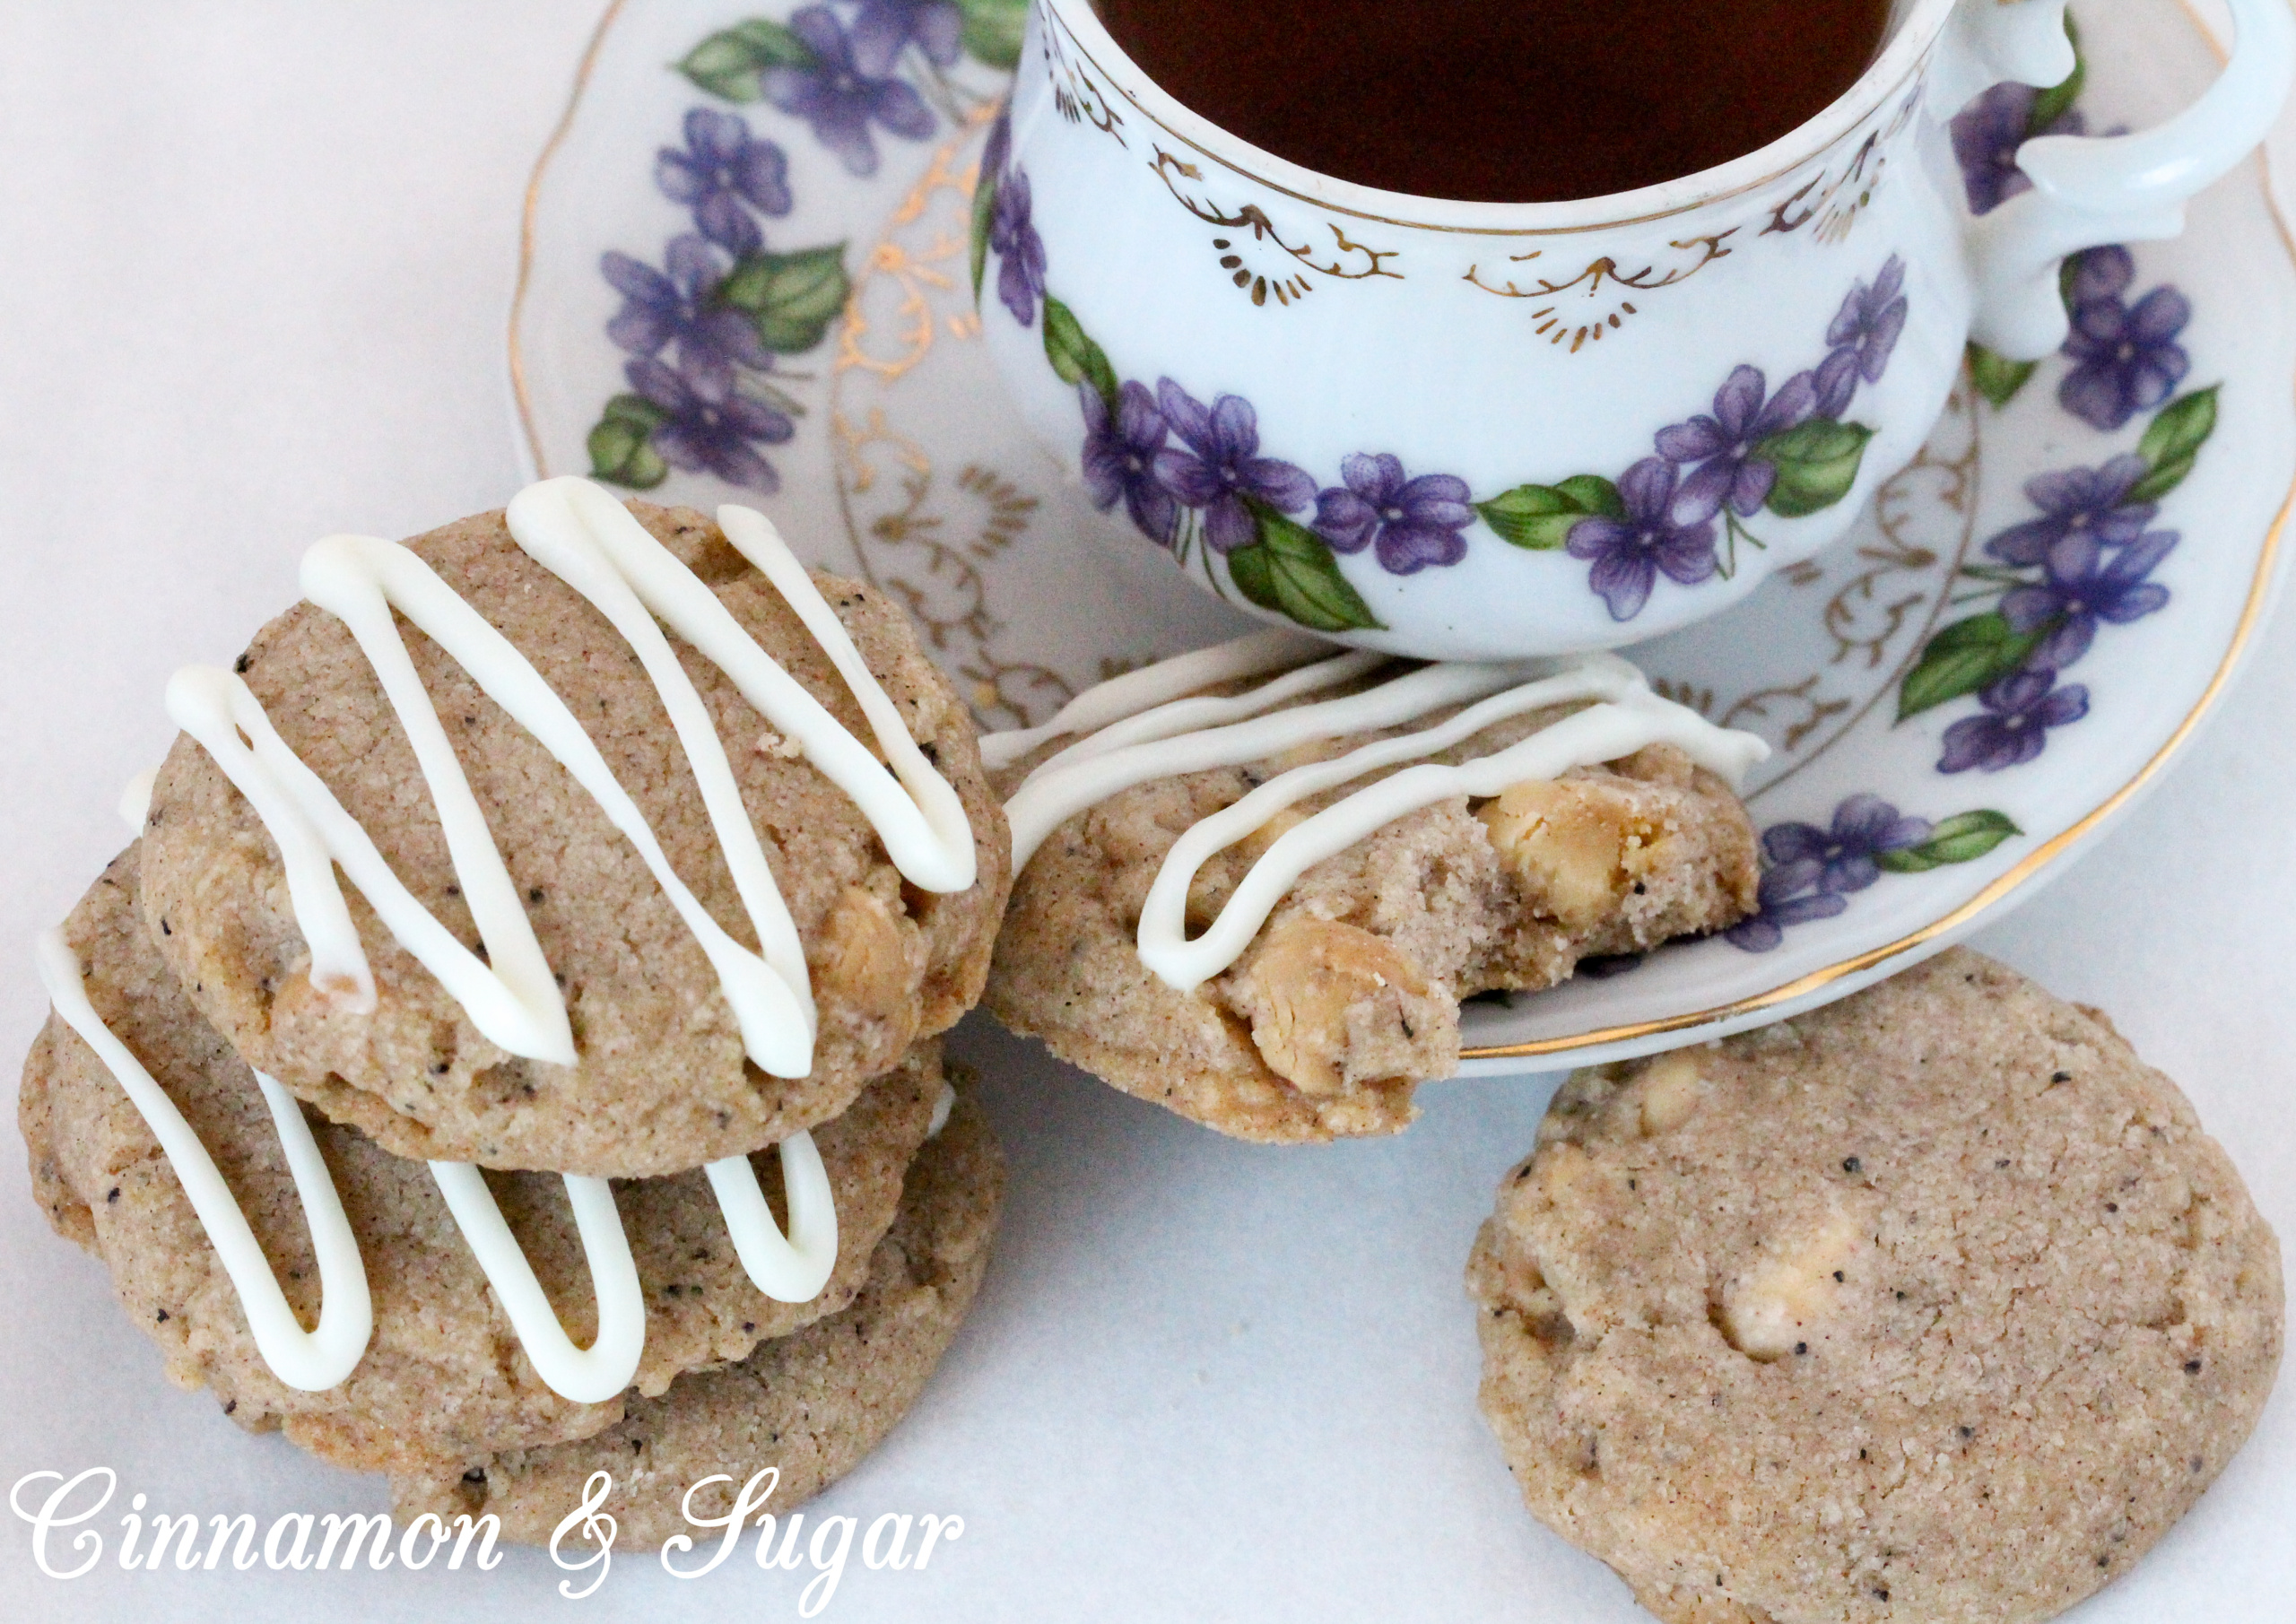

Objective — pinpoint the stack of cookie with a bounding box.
[20,481,1012,1541]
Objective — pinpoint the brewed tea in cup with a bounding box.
[1093,0,1897,203]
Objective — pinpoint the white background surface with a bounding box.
[0,4,2288,1620]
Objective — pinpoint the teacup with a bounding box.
[975,0,2294,660]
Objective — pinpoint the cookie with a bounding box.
[390,1088,1003,1548]
[1467,949,2283,1624]
[982,639,1761,1142]
[23,844,948,1472]
[137,490,1010,1177]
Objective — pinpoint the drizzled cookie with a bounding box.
[137,482,1008,1177]
[21,481,1009,1544]
[979,631,1766,1141]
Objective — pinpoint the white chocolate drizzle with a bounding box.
[36,928,372,1393]
[117,769,158,833]
[427,1163,645,1404]
[40,477,978,1401]
[986,639,1769,994]
[976,627,1335,770]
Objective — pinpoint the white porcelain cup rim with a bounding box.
[1037,0,1969,230]
[988,0,2294,657]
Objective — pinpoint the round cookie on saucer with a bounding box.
[1467,948,2283,1624]
[982,641,1764,1144]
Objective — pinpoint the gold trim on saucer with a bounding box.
[509,0,627,481]
[1462,473,2292,1060]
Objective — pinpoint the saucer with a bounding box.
[510,0,2296,1073]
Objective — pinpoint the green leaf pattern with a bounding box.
[592,11,1017,491]
[718,245,852,354]
[1476,478,1623,551]
[1004,250,1904,630]
[1226,504,1384,633]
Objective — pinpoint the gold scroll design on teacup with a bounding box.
[1152,148,1402,308]
[1648,379,1984,796]
[829,116,1075,731]
[1464,231,1738,352]
[1041,10,1126,147]
[1761,86,1922,245]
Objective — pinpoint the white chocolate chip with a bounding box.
[1244,916,1428,1096]
[1478,777,1667,932]
[1637,1050,1707,1135]
[1720,1208,1866,1361]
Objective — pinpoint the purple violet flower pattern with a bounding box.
[1761,795,1935,899]
[601,235,770,395]
[850,0,963,69]
[978,167,1906,621]
[1715,55,2211,959]
[2059,245,2193,431]
[762,6,935,178]
[1657,366,1820,520]
[1999,527,2178,670]
[1939,670,2092,774]
[588,5,1027,498]
[1725,863,1853,953]
[979,101,1012,196]
[1816,256,1909,418]
[1983,454,2157,565]
[1080,380,1178,545]
[988,166,1048,328]
[1906,1,2208,792]
[624,356,795,492]
[1314,455,1476,576]
[656,109,793,256]
[1152,382,1315,555]
[1950,81,2086,218]
[1726,797,2018,953]
[1566,459,1719,621]
[1902,239,2207,778]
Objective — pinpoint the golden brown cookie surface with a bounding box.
[23,845,952,1473]
[987,690,1756,1142]
[390,1090,1003,1548]
[1467,949,2284,1624]
[135,500,1009,1177]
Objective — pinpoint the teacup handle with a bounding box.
[1960,0,2296,360]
